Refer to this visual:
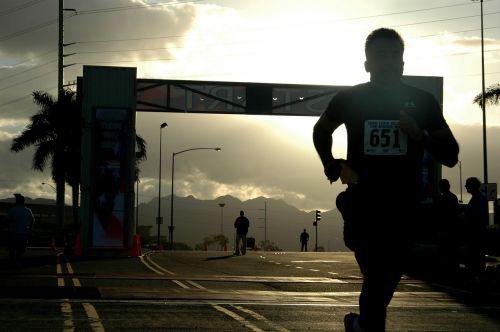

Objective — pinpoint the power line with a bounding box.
[0,85,57,112]
[0,18,58,42]
[419,25,500,38]
[72,0,204,16]
[0,69,55,93]
[0,59,57,83]
[390,11,500,29]
[2,1,500,98]
[0,0,48,17]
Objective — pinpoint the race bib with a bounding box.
[364,120,408,155]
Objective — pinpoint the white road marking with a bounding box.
[232,305,290,332]
[309,269,320,272]
[65,261,81,287]
[140,251,291,330]
[186,280,208,290]
[140,253,190,288]
[139,255,165,275]
[145,254,176,275]
[83,302,106,332]
[60,300,74,332]
[291,260,341,263]
[212,304,264,332]
[172,279,191,289]
[56,253,65,287]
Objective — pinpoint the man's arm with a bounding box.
[313,112,343,182]
[425,127,459,168]
[400,111,459,168]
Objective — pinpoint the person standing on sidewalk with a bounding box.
[7,194,35,266]
[464,177,489,277]
[234,211,249,255]
[313,28,459,331]
[300,229,310,252]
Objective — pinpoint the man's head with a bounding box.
[364,28,404,86]
[439,179,451,194]
[14,193,25,205]
[465,177,481,194]
[240,210,244,216]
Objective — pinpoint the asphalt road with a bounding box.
[1,248,499,331]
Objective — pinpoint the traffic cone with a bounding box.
[49,236,57,251]
[73,233,82,257]
[131,234,142,257]
[224,243,227,252]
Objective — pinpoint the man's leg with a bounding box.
[241,235,247,255]
[355,249,403,332]
[235,234,241,254]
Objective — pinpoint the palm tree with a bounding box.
[11,89,148,229]
[473,83,500,107]
[11,89,78,228]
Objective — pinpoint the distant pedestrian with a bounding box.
[7,194,35,266]
[464,177,488,276]
[433,179,460,272]
[300,229,310,252]
[234,211,250,255]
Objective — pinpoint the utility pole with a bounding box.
[56,0,65,229]
[56,0,76,229]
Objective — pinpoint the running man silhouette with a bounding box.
[313,28,459,331]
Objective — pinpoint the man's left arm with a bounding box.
[424,126,459,168]
[400,111,459,168]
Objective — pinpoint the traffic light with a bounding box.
[315,210,321,222]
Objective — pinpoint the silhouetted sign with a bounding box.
[136,76,442,116]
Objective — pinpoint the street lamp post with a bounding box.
[473,0,488,183]
[218,203,225,236]
[170,147,221,250]
[479,0,488,184]
[41,182,57,193]
[157,122,168,250]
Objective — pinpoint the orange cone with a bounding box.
[49,236,57,251]
[73,233,82,257]
[224,243,227,251]
[131,234,142,257]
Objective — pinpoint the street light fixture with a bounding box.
[157,122,168,250]
[41,182,57,192]
[169,147,221,250]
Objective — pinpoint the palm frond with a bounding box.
[32,141,55,171]
[473,83,500,108]
[135,134,147,161]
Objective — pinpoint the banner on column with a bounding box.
[92,107,130,247]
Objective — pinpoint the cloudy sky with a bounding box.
[1,0,499,213]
